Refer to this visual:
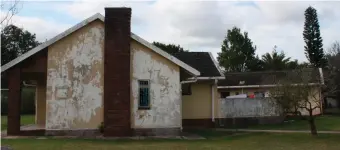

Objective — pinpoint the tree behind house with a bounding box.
[261,46,293,71]
[1,24,40,65]
[270,68,322,135]
[153,41,188,54]
[325,41,340,108]
[303,6,327,68]
[217,27,258,72]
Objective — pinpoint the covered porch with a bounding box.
[2,49,47,136]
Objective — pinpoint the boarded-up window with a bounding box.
[139,80,150,109]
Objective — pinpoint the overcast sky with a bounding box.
[2,0,340,62]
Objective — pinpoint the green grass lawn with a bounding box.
[248,115,340,131]
[1,115,35,131]
[2,132,340,150]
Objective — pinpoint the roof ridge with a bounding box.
[1,13,200,76]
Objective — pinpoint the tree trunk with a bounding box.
[308,110,317,136]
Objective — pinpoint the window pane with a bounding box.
[138,80,150,108]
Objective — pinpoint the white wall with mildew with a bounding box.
[46,21,104,129]
[131,44,181,128]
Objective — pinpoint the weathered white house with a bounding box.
[1,7,224,136]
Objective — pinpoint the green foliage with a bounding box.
[1,87,36,115]
[261,46,301,71]
[1,115,35,131]
[217,27,257,72]
[153,41,188,54]
[325,41,340,108]
[269,68,322,135]
[1,24,40,65]
[247,55,265,71]
[98,122,104,133]
[303,6,327,68]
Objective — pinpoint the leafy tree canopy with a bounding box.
[153,41,188,54]
[1,24,40,65]
[217,27,257,72]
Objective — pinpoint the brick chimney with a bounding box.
[103,8,132,137]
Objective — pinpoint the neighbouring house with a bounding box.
[1,8,225,137]
[217,68,325,117]
[172,52,224,128]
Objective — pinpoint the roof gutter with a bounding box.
[181,76,198,84]
[188,76,225,80]
[217,83,321,89]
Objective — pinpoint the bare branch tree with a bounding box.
[327,41,340,57]
[324,41,340,109]
[269,68,323,135]
[1,0,21,28]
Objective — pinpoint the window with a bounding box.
[220,92,230,98]
[138,80,150,109]
[182,84,192,95]
[235,92,239,95]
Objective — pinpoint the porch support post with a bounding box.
[7,67,22,135]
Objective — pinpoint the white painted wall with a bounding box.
[46,22,104,129]
[131,48,181,128]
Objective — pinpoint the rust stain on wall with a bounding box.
[46,20,104,129]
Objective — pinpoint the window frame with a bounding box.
[138,80,151,110]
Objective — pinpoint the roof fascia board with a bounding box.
[217,83,321,89]
[208,52,224,76]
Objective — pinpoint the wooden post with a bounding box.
[7,67,22,135]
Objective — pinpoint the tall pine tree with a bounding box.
[303,6,327,68]
[217,27,258,72]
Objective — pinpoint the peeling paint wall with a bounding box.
[219,87,321,116]
[220,98,281,118]
[131,40,181,128]
[182,82,219,119]
[46,20,104,129]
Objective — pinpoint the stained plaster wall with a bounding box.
[131,40,181,128]
[46,20,104,129]
[219,87,321,116]
[182,82,219,119]
[220,98,281,118]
